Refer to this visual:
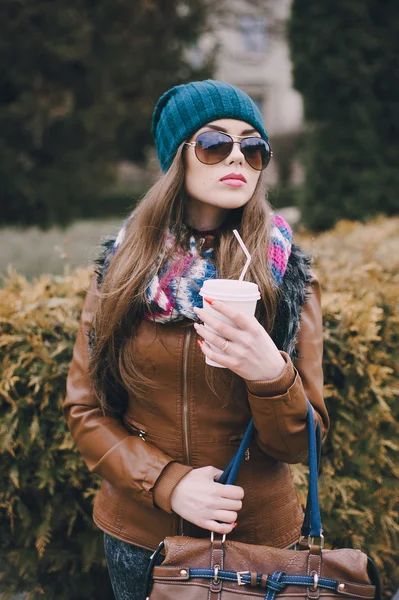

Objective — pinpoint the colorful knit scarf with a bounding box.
[112,214,292,324]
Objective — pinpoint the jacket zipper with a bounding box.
[179,326,192,535]
[129,424,147,442]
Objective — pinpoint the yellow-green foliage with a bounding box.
[0,216,398,598]
[0,269,113,599]
[294,215,399,595]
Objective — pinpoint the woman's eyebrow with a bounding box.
[205,124,258,135]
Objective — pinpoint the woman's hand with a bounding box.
[170,466,244,534]
[193,299,286,381]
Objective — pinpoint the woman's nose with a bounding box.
[225,141,245,166]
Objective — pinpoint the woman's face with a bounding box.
[184,119,262,212]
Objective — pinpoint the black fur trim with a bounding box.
[93,236,117,288]
[88,236,117,358]
[270,243,313,361]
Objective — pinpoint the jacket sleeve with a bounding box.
[244,270,329,463]
[63,276,192,512]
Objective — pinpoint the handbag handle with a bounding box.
[218,398,323,541]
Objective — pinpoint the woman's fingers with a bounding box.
[195,301,259,336]
[197,339,232,369]
[193,306,243,341]
[170,466,244,534]
[213,510,238,524]
[205,299,258,333]
[194,322,231,351]
[217,498,243,511]
[216,483,245,500]
[204,520,235,535]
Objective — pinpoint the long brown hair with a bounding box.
[89,144,279,416]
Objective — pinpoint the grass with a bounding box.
[0,218,125,284]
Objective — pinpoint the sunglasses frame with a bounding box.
[184,130,273,171]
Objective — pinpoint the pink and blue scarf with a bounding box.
[112,214,292,323]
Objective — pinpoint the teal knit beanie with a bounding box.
[152,79,269,172]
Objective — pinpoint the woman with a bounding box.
[63,79,329,599]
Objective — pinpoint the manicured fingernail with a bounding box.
[197,340,202,347]
[233,522,238,528]
[204,297,214,305]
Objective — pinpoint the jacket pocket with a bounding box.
[229,433,245,446]
[229,434,251,461]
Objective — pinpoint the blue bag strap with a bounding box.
[218,398,323,539]
[300,420,322,538]
[305,400,322,537]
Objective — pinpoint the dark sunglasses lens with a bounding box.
[195,132,233,165]
[241,137,271,171]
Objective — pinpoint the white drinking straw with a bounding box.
[233,229,251,281]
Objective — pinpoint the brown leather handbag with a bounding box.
[144,400,381,600]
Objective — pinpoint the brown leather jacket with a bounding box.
[63,269,329,552]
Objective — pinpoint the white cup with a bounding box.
[199,279,261,368]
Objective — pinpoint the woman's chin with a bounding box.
[214,190,252,208]
[196,188,252,209]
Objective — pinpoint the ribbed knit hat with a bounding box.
[152,79,268,172]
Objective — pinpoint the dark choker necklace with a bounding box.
[186,224,223,236]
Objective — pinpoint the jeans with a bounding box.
[104,532,299,600]
[104,533,164,600]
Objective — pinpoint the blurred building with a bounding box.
[194,0,304,186]
[119,0,304,190]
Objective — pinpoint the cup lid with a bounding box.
[199,279,260,300]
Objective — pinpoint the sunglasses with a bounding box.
[184,130,272,171]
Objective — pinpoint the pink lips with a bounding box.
[220,173,247,187]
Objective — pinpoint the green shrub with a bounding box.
[0,269,112,599]
[289,1,399,231]
[268,185,301,209]
[84,188,145,220]
[0,217,398,598]
[295,216,399,596]
[0,0,213,229]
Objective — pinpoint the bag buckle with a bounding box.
[298,534,324,549]
[308,534,324,548]
[237,571,250,586]
[311,572,319,591]
[213,565,220,584]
